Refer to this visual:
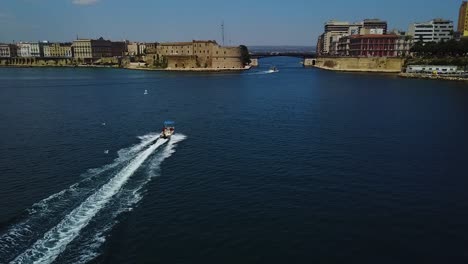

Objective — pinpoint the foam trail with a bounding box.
[71,134,187,264]
[0,133,160,260]
[248,70,277,75]
[10,138,167,264]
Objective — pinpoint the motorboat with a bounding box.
[268,66,279,73]
[160,121,175,139]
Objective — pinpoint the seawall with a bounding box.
[305,57,404,73]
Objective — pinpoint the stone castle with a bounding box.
[144,40,246,70]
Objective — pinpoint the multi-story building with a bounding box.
[408,19,453,43]
[0,44,17,58]
[72,37,112,59]
[329,35,344,56]
[145,43,158,54]
[127,42,139,56]
[316,33,325,55]
[126,42,148,56]
[111,41,126,57]
[17,42,45,57]
[337,37,350,56]
[43,43,73,58]
[146,40,244,69]
[17,43,32,57]
[341,34,398,57]
[72,39,92,58]
[361,19,388,34]
[322,20,351,54]
[138,43,146,55]
[394,33,414,57]
[31,42,45,57]
[459,1,468,37]
[318,19,387,55]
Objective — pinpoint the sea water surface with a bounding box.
[1,57,468,263]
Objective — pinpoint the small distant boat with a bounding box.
[144,90,148,95]
[268,66,279,73]
[102,122,106,126]
[160,121,175,139]
[104,150,109,154]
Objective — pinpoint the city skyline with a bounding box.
[0,0,463,45]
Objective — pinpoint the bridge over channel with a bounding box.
[249,52,316,67]
[250,52,316,59]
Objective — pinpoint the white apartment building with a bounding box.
[17,43,32,57]
[408,19,453,43]
[17,42,45,57]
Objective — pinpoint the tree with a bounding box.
[239,45,251,65]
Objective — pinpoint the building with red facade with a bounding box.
[338,34,398,57]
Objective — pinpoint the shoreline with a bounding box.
[398,73,468,82]
[0,64,250,72]
[124,65,250,72]
[312,64,401,73]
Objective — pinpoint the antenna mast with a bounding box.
[221,21,225,46]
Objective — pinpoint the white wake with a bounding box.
[0,133,161,259]
[4,133,185,264]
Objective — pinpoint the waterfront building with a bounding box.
[322,20,351,54]
[138,43,146,55]
[146,40,244,69]
[17,42,45,57]
[341,34,398,57]
[127,42,139,56]
[0,44,17,58]
[337,37,350,56]
[459,1,468,37]
[111,41,126,57]
[319,19,387,55]
[72,37,112,59]
[43,43,73,58]
[329,35,344,56]
[394,33,414,57]
[406,65,458,74]
[408,19,454,43]
[316,33,325,55]
[361,19,388,34]
[17,43,32,57]
[126,42,149,56]
[145,43,158,54]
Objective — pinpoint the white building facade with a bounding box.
[17,42,44,57]
[406,65,458,74]
[408,19,453,43]
[17,43,32,57]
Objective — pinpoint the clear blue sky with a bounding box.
[0,0,462,45]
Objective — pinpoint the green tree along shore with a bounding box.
[239,45,251,66]
[409,38,468,67]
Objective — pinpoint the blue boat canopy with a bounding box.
[164,121,175,126]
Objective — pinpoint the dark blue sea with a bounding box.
[1,57,468,263]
